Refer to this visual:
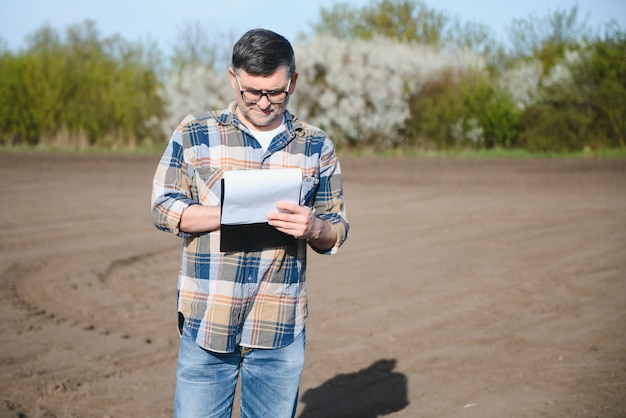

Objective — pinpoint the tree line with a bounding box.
[0,21,164,148]
[1,0,624,152]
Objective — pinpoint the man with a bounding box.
[151,29,349,417]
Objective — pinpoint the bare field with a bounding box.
[1,152,625,417]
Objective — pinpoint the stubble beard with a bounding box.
[238,98,289,130]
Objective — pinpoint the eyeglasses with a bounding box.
[234,74,291,104]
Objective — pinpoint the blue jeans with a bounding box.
[174,325,305,418]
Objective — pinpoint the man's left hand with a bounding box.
[267,202,337,250]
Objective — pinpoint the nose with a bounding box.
[257,94,272,109]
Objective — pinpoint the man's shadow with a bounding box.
[298,359,409,417]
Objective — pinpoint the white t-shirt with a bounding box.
[249,118,286,152]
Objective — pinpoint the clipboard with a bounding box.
[220,168,302,252]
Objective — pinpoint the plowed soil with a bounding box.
[1,152,625,417]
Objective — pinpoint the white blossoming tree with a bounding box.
[160,65,232,135]
[159,36,485,149]
[291,35,485,148]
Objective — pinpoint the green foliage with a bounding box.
[0,21,164,148]
[311,0,508,74]
[517,28,626,151]
[517,101,588,152]
[314,0,448,44]
[405,70,521,150]
[507,4,591,73]
[578,31,626,148]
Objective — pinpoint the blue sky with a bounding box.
[1,0,624,53]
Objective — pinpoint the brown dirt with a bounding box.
[1,152,625,418]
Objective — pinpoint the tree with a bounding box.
[573,29,626,148]
[312,0,448,45]
[0,21,164,148]
[516,26,625,151]
[310,0,505,68]
[445,20,506,70]
[171,21,224,72]
[507,5,591,72]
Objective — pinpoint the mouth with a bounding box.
[252,106,274,116]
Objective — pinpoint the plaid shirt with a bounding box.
[152,102,349,353]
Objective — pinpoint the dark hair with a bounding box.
[231,29,296,77]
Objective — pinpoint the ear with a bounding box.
[228,68,238,91]
[289,72,299,94]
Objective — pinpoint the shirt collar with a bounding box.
[220,101,302,139]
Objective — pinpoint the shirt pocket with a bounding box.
[193,165,224,205]
[300,175,319,207]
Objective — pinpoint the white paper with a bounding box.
[221,168,302,225]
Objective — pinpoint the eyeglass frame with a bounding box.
[234,73,292,105]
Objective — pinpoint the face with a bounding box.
[229,66,297,131]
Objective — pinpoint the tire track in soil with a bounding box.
[0,152,178,417]
[1,250,179,418]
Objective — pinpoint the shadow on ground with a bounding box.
[299,359,409,417]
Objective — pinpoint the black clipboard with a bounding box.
[219,169,301,252]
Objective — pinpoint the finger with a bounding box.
[275,201,300,213]
[267,211,293,222]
